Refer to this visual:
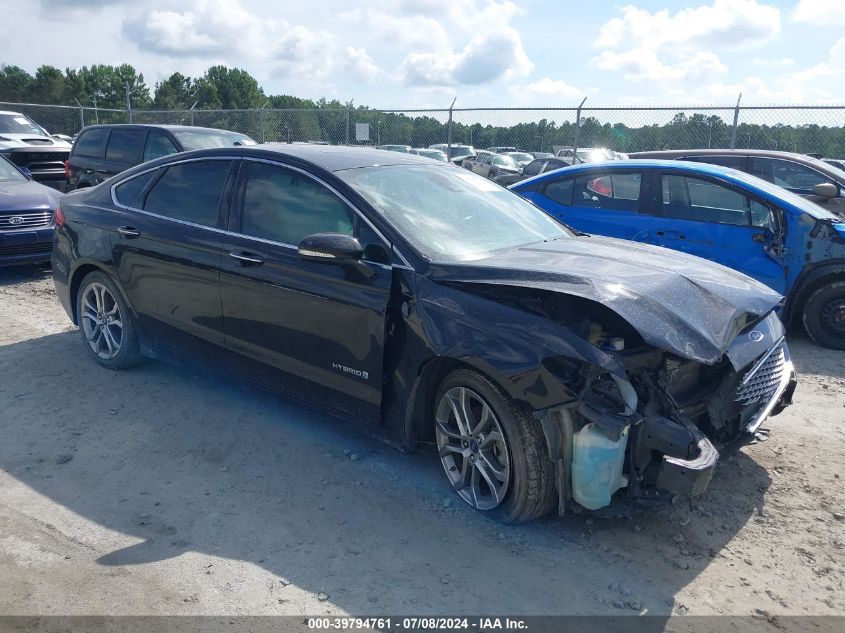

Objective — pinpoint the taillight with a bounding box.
[64,160,70,180]
[54,206,65,227]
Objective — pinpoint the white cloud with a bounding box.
[516,78,582,100]
[402,29,531,86]
[343,47,380,82]
[793,0,845,23]
[596,0,780,51]
[752,57,795,68]
[593,48,727,83]
[124,0,335,79]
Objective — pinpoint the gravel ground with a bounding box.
[0,265,843,618]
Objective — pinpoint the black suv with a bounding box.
[67,124,256,189]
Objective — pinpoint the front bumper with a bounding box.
[647,342,797,500]
[0,226,54,266]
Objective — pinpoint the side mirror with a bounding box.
[813,182,839,199]
[298,233,363,263]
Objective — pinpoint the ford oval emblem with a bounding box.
[748,330,764,342]
[8,216,25,225]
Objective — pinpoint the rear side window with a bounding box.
[572,173,641,211]
[114,171,157,208]
[240,162,354,245]
[144,160,232,227]
[749,157,836,194]
[143,130,179,162]
[523,160,545,177]
[105,128,145,163]
[661,174,773,228]
[73,128,108,158]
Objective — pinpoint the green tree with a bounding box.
[194,66,264,109]
[0,65,34,102]
[153,72,195,109]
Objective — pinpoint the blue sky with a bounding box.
[5,0,845,107]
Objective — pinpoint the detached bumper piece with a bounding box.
[656,436,719,498]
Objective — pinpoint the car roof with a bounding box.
[0,110,26,116]
[630,148,817,160]
[78,123,251,135]
[175,144,442,171]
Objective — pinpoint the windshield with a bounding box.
[577,148,614,162]
[448,146,475,159]
[507,152,534,163]
[337,164,571,261]
[0,113,49,136]
[0,156,28,183]
[493,155,518,168]
[419,150,447,161]
[170,129,256,150]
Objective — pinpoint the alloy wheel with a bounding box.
[80,282,123,360]
[435,386,511,510]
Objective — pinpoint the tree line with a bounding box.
[1,64,843,157]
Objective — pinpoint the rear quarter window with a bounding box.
[73,129,109,158]
[113,170,158,208]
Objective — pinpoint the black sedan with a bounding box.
[52,146,796,522]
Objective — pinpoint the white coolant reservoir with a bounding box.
[571,422,629,510]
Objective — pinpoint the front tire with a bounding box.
[434,369,556,523]
[802,281,845,350]
[76,271,144,369]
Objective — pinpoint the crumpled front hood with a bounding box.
[429,236,783,365]
[0,133,71,149]
[0,180,62,212]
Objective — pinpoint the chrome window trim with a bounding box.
[109,154,410,270]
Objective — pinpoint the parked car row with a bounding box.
[52,145,796,522]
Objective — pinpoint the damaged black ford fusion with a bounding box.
[53,146,797,523]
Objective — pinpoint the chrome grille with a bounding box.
[736,341,786,407]
[0,211,53,230]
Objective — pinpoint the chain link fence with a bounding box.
[3,101,845,157]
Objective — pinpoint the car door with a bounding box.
[528,170,650,241]
[648,170,787,293]
[475,154,492,177]
[220,159,393,423]
[749,156,845,215]
[111,158,237,367]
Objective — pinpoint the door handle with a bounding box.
[117,226,140,239]
[229,251,264,265]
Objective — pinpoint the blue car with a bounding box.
[511,159,845,349]
[0,154,63,266]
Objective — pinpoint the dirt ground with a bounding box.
[0,265,843,618]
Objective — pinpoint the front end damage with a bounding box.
[541,311,797,512]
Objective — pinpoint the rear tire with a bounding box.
[76,271,144,369]
[434,369,557,523]
[802,281,845,350]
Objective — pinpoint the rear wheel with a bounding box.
[803,281,845,350]
[434,369,556,523]
[76,271,144,369]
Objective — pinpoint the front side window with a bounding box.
[523,160,545,176]
[750,157,837,194]
[543,178,574,205]
[144,131,179,162]
[573,172,641,211]
[105,128,145,163]
[241,162,354,245]
[144,160,231,227]
[661,174,774,228]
